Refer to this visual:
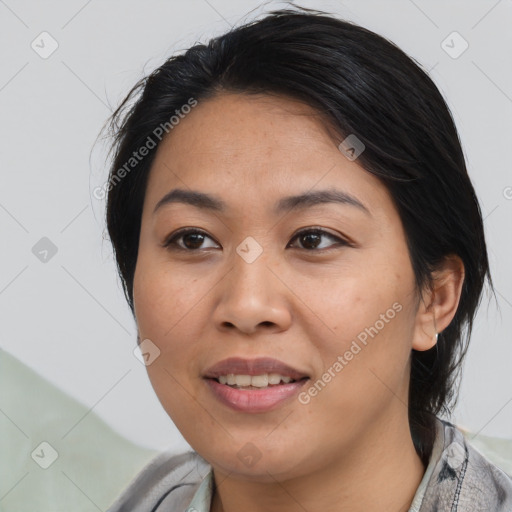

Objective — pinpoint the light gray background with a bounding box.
[1,0,511,453]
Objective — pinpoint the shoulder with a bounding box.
[107,450,211,512]
[420,419,512,511]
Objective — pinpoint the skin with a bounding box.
[133,92,465,512]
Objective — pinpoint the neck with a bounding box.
[210,413,426,512]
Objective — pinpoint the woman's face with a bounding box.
[133,92,427,480]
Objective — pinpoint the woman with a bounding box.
[104,7,512,511]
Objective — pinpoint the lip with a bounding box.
[203,357,309,380]
[203,357,310,413]
[205,378,308,413]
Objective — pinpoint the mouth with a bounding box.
[203,357,310,412]
[211,373,308,389]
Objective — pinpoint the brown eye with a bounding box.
[181,232,206,250]
[298,231,322,250]
[164,229,219,251]
[288,228,348,251]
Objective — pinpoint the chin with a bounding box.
[199,441,311,482]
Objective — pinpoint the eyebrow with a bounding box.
[153,188,371,216]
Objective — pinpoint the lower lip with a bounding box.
[205,378,309,413]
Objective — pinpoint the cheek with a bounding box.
[133,259,201,340]
[306,270,416,397]
[133,259,213,386]
[133,264,205,421]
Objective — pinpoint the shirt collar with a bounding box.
[186,467,214,512]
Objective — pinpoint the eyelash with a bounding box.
[163,227,351,252]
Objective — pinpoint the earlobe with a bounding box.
[412,328,439,352]
[412,255,465,352]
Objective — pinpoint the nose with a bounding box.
[212,252,293,335]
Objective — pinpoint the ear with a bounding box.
[412,254,465,351]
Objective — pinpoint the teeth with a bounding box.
[268,373,282,385]
[250,374,268,387]
[235,375,252,387]
[216,373,296,387]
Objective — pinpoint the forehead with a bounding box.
[155,92,336,166]
[144,92,390,217]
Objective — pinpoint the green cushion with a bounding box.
[0,349,157,512]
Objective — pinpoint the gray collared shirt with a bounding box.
[108,418,512,511]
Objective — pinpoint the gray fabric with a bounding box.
[107,419,512,511]
[107,451,210,512]
[420,420,512,511]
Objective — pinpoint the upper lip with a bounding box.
[203,357,310,380]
